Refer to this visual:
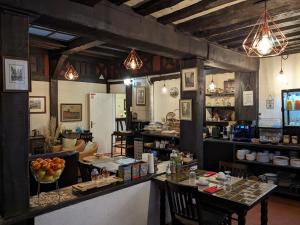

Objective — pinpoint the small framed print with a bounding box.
[61,104,82,122]
[180,99,192,121]
[3,57,29,92]
[136,86,146,106]
[182,67,198,91]
[29,96,46,114]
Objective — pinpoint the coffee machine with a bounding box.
[233,121,255,142]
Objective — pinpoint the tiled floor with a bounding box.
[232,196,300,225]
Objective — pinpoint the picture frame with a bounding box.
[181,67,198,91]
[136,86,146,106]
[60,103,82,122]
[29,96,46,114]
[180,99,192,121]
[3,56,29,92]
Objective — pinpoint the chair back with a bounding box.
[166,181,203,224]
[78,160,93,182]
[219,161,248,178]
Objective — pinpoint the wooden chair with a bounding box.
[219,161,248,178]
[166,181,230,225]
[78,160,93,182]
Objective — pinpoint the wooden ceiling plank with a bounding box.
[83,49,122,58]
[70,0,103,6]
[63,38,105,55]
[157,0,233,25]
[134,0,182,16]
[177,0,300,33]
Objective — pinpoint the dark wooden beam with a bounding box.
[109,0,129,5]
[63,38,105,55]
[70,0,103,6]
[177,0,300,33]
[150,74,180,83]
[90,46,127,57]
[29,34,66,50]
[158,0,233,25]
[83,49,122,58]
[134,0,182,16]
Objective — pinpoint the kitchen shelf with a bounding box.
[205,93,234,97]
[236,159,300,170]
[143,146,175,152]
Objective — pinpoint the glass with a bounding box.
[91,168,99,181]
[224,171,232,191]
[189,168,197,185]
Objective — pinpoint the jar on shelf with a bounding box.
[294,94,300,110]
[286,97,293,110]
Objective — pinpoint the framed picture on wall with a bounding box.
[181,67,198,91]
[180,99,192,121]
[136,86,146,106]
[3,56,29,92]
[60,104,82,122]
[29,96,46,114]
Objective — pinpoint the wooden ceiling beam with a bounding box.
[177,0,300,33]
[70,0,103,6]
[157,0,234,25]
[134,0,182,16]
[83,49,122,58]
[29,34,66,49]
[63,38,105,55]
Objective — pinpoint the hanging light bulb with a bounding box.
[243,0,288,57]
[161,82,168,94]
[64,63,79,81]
[123,49,143,71]
[124,78,133,86]
[208,75,216,92]
[277,55,288,83]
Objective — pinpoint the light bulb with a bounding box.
[130,60,137,70]
[124,78,132,86]
[256,34,273,55]
[68,72,74,80]
[162,84,168,94]
[209,81,216,92]
[277,69,286,83]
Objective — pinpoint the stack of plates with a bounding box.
[236,149,250,160]
[273,156,289,166]
[257,152,270,163]
[290,158,300,167]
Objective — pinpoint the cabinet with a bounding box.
[29,136,45,155]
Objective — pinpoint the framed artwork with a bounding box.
[136,86,146,106]
[180,99,192,121]
[3,56,29,92]
[29,96,46,114]
[181,67,198,91]
[60,104,82,122]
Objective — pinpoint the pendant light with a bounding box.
[161,80,168,94]
[123,49,143,71]
[64,63,79,80]
[124,78,133,86]
[243,0,288,57]
[209,75,216,92]
[277,55,288,82]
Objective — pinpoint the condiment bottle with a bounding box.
[170,150,177,174]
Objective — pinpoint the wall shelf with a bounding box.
[236,159,300,170]
[205,93,234,97]
[205,106,235,109]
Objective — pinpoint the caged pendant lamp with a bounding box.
[243,0,288,57]
[64,63,79,80]
[123,49,143,71]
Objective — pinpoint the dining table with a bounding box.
[154,170,277,225]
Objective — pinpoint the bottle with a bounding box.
[91,168,99,181]
[170,150,177,174]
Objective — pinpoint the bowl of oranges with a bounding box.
[31,157,65,184]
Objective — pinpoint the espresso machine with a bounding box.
[233,120,255,142]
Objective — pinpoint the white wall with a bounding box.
[116,94,126,118]
[153,78,180,122]
[58,80,106,130]
[132,78,151,121]
[29,81,50,135]
[259,53,300,124]
[110,83,125,93]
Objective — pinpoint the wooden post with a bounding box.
[180,58,205,168]
[0,11,30,217]
[125,85,132,130]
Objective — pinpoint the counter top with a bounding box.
[204,138,300,151]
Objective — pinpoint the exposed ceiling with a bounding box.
[72,0,300,56]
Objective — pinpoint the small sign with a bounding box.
[243,91,253,106]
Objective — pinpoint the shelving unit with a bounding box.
[205,93,234,97]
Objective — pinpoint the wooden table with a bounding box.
[154,170,277,225]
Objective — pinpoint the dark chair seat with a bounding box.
[175,210,227,225]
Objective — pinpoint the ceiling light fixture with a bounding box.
[277,55,288,83]
[208,75,216,92]
[64,63,79,80]
[123,49,143,71]
[243,0,288,57]
[124,78,133,86]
